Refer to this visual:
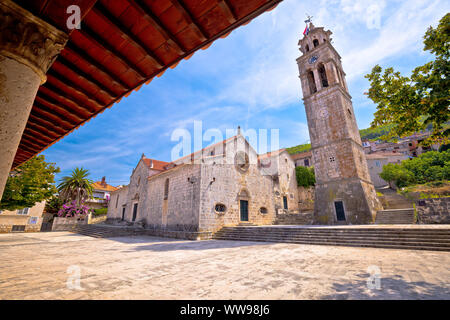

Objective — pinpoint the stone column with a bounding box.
[0,0,68,200]
[313,68,321,92]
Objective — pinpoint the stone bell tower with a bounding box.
[296,23,382,224]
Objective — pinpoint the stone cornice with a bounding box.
[0,0,68,84]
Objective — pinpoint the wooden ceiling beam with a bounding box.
[35,94,85,123]
[22,131,53,147]
[55,57,118,99]
[28,114,67,136]
[42,81,97,116]
[19,138,44,154]
[80,21,148,79]
[27,122,60,140]
[47,71,105,109]
[33,100,78,127]
[64,44,131,91]
[127,0,186,55]
[169,0,208,41]
[218,0,237,24]
[93,3,164,69]
[31,104,74,130]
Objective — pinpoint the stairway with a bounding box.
[68,225,144,238]
[377,187,414,209]
[213,226,450,251]
[375,208,415,224]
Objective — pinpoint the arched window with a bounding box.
[313,39,319,47]
[164,178,169,200]
[305,44,309,52]
[318,63,328,88]
[307,70,317,94]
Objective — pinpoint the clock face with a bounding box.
[308,55,319,64]
[318,108,329,118]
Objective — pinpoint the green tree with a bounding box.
[57,167,93,206]
[379,163,413,189]
[295,166,316,187]
[0,155,60,211]
[380,150,450,188]
[365,13,449,144]
[44,196,64,215]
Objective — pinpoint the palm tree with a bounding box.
[57,167,94,206]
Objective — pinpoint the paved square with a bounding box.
[0,232,449,299]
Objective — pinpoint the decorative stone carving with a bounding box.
[0,0,68,84]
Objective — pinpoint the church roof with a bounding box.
[142,158,170,171]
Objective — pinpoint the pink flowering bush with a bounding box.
[57,200,92,220]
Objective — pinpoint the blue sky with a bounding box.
[41,0,449,185]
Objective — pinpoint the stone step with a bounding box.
[213,236,450,251]
[214,233,450,244]
[213,226,450,251]
[214,230,450,239]
[218,227,450,235]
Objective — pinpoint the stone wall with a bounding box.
[0,200,45,233]
[52,217,87,231]
[416,198,450,224]
[107,185,129,220]
[298,186,314,211]
[145,164,201,231]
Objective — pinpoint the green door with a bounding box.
[240,200,248,221]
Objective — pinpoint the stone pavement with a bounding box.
[0,232,449,300]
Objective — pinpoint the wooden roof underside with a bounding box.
[11,0,282,168]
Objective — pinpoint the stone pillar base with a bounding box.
[314,179,383,225]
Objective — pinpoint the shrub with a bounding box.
[93,208,108,216]
[58,201,92,219]
[296,166,316,187]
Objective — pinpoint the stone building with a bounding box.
[86,177,118,210]
[296,23,382,224]
[291,151,313,168]
[0,201,46,233]
[107,133,299,233]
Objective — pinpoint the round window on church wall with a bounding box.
[259,207,268,214]
[215,203,227,214]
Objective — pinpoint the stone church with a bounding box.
[107,132,299,233]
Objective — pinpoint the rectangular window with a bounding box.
[28,217,38,225]
[115,194,119,208]
[304,159,310,167]
[121,207,126,221]
[17,208,29,215]
[11,225,25,232]
[283,196,288,210]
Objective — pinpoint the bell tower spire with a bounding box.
[296,24,382,225]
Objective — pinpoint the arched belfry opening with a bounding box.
[318,63,329,88]
[305,44,309,52]
[307,70,317,94]
[313,39,319,47]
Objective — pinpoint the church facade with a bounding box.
[107,133,299,233]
